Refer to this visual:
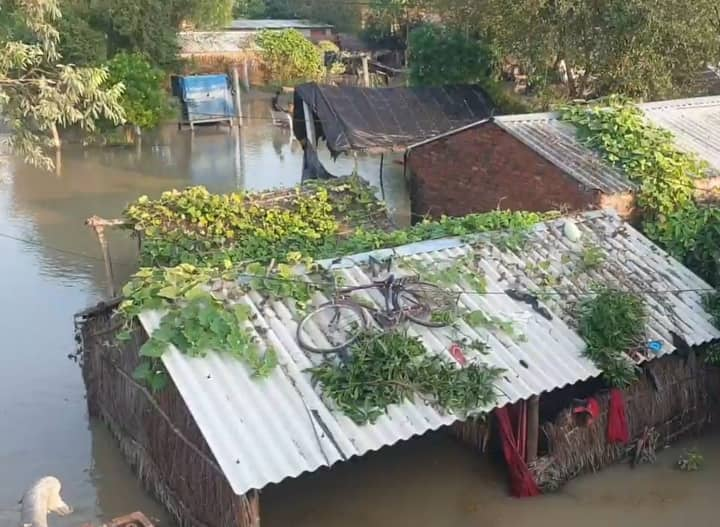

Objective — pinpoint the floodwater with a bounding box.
[0,91,718,527]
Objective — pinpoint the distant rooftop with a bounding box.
[226,18,334,31]
[639,96,720,174]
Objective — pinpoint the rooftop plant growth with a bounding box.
[124,179,552,268]
[560,98,720,286]
[118,181,554,413]
[578,287,647,387]
[309,331,503,424]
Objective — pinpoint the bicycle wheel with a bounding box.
[395,282,459,327]
[296,301,367,354]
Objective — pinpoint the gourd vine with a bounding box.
[560,98,720,287]
[560,97,705,224]
[118,181,555,395]
[577,287,647,387]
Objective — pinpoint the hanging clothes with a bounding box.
[495,405,541,498]
[607,388,630,444]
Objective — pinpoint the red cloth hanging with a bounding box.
[496,405,540,498]
[607,388,630,444]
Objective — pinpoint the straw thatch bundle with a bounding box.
[532,354,720,491]
[75,301,259,527]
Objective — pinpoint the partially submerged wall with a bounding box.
[76,301,259,527]
[532,354,720,491]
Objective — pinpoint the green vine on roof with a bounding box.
[578,287,646,387]
[124,185,339,267]
[123,184,554,268]
[560,98,720,287]
[309,331,503,424]
[118,183,554,394]
[117,263,312,389]
[560,98,705,222]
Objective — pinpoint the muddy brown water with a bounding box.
[0,93,718,527]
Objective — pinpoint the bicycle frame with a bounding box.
[333,274,416,321]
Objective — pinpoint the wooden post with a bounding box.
[232,66,243,127]
[526,395,540,463]
[303,101,316,146]
[85,216,130,298]
[378,153,386,201]
[361,55,370,87]
[242,59,250,91]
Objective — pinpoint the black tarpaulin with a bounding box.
[293,83,493,155]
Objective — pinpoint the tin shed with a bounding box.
[176,74,235,129]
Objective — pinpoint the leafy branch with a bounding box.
[578,288,646,387]
[308,331,503,424]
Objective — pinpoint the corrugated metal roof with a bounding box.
[639,96,720,173]
[227,19,333,30]
[495,113,635,194]
[137,210,719,497]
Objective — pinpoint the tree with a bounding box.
[183,0,234,29]
[106,52,173,129]
[408,24,495,86]
[434,0,720,99]
[0,0,124,169]
[256,29,323,85]
[56,6,107,65]
[84,0,233,68]
[234,0,268,19]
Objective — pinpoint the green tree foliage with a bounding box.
[106,52,173,129]
[53,0,233,69]
[233,0,268,18]
[0,0,124,169]
[184,0,234,29]
[101,0,182,68]
[409,24,495,85]
[435,0,720,99]
[256,29,323,85]
[55,7,107,65]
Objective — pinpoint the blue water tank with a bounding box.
[177,74,235,124]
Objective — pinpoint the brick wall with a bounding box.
[407,123,608,221]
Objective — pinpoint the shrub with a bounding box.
[256,29,324,85]
[106,52,173,129]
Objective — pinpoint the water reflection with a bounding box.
[0,91,407,527]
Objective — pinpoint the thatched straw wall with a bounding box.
[181,53,267,85]
[452,417,491,453]
[532,354,720,491]
[76,301,259,527]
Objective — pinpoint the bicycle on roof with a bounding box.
[296,265,459,354]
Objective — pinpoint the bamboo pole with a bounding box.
[361,54,370,87]
[527,395,540,463]
[232,66,243,127]
[303,101,316,145]
[85,216,130,298]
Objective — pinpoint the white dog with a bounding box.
[19,477,73,527]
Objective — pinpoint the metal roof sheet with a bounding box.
[639,96,720,173]
[137,210,719,497]
[495,113,635,194]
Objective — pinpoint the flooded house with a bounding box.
[177,19,336,81]
[405,95,720,222]
[77,185,720,526]
[291,82,493,188]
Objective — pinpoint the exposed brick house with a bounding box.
[405,113,636,221]
[406,96,720,222]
